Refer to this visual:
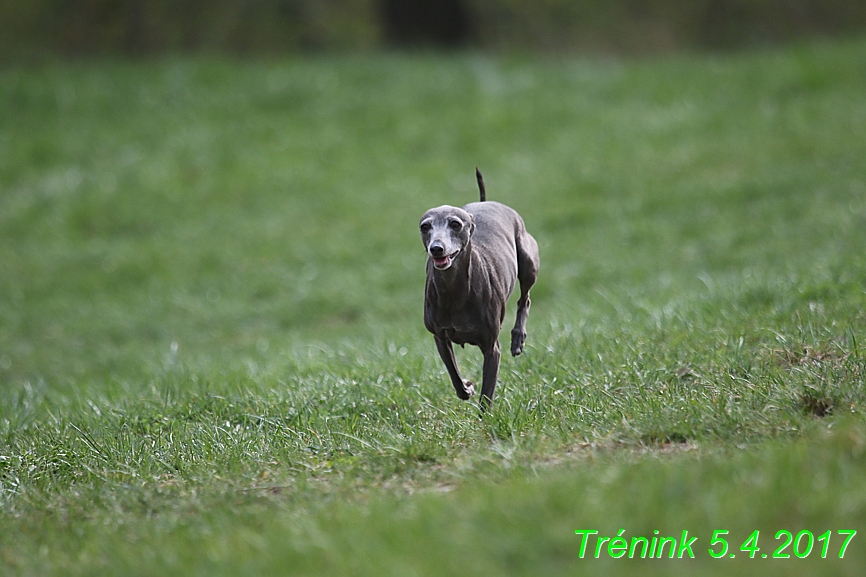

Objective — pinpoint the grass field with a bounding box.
[2,37,866,576]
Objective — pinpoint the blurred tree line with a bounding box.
[2,0,865,58]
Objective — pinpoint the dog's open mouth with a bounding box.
[432,250,460,270]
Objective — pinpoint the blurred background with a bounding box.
[3,0,866,58]
[2,1,866,383]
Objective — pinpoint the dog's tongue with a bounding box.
[433,256,450,267]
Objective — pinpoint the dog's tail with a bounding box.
[475,167,486,202]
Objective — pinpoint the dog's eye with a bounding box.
[448,220,463,231]
[420,222,432,233]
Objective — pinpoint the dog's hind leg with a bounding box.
[511,232,539,357]
[434,335,475,400]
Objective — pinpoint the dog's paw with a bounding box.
[455,380,475,400]
[510,329,526,356]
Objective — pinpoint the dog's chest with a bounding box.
[424,292,497,346]
[432,315,480,345]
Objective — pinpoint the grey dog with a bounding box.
[419,169,539,410]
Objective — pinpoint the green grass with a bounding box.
[2,37,866,576]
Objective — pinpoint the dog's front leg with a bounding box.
[434,335,475,400]
[479,340,501,412]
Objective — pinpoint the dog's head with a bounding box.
[419,206,475,271]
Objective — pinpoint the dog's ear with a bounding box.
[467,214,475,236]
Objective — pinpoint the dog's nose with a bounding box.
[429,242,445,257]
